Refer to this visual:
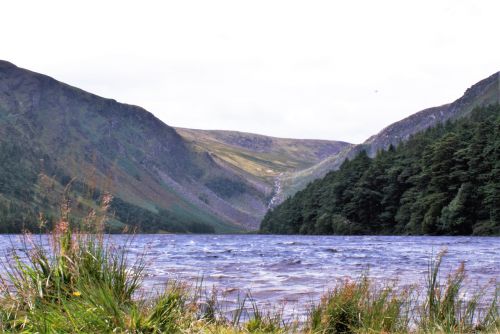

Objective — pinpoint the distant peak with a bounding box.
[0,60,17,69]
[463,71,499,95]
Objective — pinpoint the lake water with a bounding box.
[1,235,499,316]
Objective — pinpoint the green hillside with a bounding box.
[176,128,350,180]
[0,60,349,232]
[261,105,500,235]
[176,128,350,207]
[2,60,498,234]
[0,60,244,233]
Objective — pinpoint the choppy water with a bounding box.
[1,235,499,315]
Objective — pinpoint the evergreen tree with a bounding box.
[260,105,500,236]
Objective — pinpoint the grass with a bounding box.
[0,196,498,333]
[306,251,499,334]
[308,277,410,333]
[175,127,349,183]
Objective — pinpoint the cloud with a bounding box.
[2,0,499,142]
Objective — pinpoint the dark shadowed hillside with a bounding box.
[0,60,237,232]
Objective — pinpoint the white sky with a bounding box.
[2,0,499,143]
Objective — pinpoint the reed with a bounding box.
[417,250,499,333]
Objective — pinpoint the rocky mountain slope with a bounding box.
[281,71,500,198]
[0,60,347,232]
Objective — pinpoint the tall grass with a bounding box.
[306,251,499,334]
[307,276,411,333]
[0,193,498,333]
[0,193,149,332]
[418,250,499,333]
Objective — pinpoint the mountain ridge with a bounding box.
[281,70,500,199]
[1,60,239,232]
[1,60,498,232]
[0,60,348,232]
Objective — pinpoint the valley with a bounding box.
[0,60,498,235]
[0,60,348,233]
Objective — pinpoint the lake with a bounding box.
[1,234,499,316]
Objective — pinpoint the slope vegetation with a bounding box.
[0,60,347,232]
[261,105,500,235]
[0,60,246,232]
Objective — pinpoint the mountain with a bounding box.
[261,104,500,235]
[281,71,500,198]
[2,61,496,234]
[175,128,350,207]
[0,60,348,232]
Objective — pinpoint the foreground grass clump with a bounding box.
[418,252,499,333]
[0,196,498,333]
[308,277,410,333]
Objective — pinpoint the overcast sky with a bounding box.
[2,0,499,143]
